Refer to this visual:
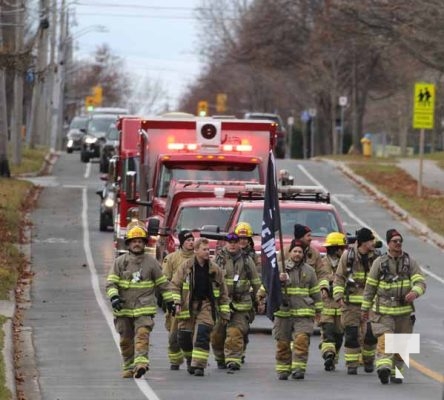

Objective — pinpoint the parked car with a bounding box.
[65,115,88,153]
[80,114,117,163]
[96,176,116,232]
[244,112,287,159]
[99,122,119,173]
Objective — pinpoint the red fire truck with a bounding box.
[108,116,141,255]
[111,115,277,256]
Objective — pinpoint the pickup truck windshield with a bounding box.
[235,208,341,237]
[175,206,234,232]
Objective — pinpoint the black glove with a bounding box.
[166,301,176,316]
[110,296,123,311]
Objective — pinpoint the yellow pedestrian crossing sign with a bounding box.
[413,82,435,129]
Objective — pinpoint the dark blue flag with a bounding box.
[261,150,282,321]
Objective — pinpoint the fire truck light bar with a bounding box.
[167,142,253,153]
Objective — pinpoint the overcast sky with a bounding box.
[72,0,203,109]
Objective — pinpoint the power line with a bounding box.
[76,2,204,11]
[75,12,198,20]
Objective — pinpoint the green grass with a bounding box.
[0,178,34,299]
[348,163,444,237]
[0,147,47,397]
[9,146,48,176]
[0,315,12,400]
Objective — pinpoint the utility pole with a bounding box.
[50,0,66,151]
[28,0,50,148]
[11,0,25,165]
[44,0,57,146]
[0,4,11,176]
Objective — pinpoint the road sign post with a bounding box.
[413,82,435,197]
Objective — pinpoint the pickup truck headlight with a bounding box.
[85,136,97,144]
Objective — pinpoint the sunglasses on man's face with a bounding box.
[390,239,403,244]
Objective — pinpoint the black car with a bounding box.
[244,112,287,159]
[80,114,117,163]
[96,176,116,232]
[65,115,88,153]
[99,122,119,173]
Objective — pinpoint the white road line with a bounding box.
[63,185,86,189]
[81,188,161,400]
[84,162,91,179]
[297,164,444,285]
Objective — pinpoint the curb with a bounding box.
[1,297,16,400]
[324,159,444,250]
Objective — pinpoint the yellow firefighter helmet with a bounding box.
[323,232,347,247]
[125,225,148,244]
[234,222,253,238]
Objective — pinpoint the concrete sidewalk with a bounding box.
[398,158,444,193]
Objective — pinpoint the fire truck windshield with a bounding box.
[157,161,260,197]
[234,208,341,237]
[175,206,234,232]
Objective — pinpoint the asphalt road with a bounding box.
[17,153,444,400]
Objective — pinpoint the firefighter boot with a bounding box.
[347,367,358,375]
[226,362,240,374]
[377,368,390,384]
[324,352,335,371]
[134,365,148,379]
[193,368,204,377]
[291,370,305,380]
[278,372,290,380]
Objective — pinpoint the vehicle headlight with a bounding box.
[104,197,115,208]
[85,136,97,144]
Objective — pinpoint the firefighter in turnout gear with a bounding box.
[274,240,322,380]
[171,238,230,377]
[361,229,426,385]
[235,222,260,269]
[318,232,347,371]
[162,230,195,370]
[333,227,378,375]
[233,222,259,362]
[211,232,261,372]
[291,224,323,277]
[106,224,175,378]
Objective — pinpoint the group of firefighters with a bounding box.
[105,220,426,384]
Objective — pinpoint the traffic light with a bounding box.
[197,100,208,117]
[92,85,103,106]
[216,93,227,113]
[85,96,95,111]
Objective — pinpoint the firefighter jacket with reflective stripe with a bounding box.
[274,260,322,318]
[284,244,322,277]
[333,243,379,305]
[361,251,426,315]
[162,248,194,281]
[170,257,230,320]
[215,248,261,312]
[318,255,341,316]
[106,252,174,317]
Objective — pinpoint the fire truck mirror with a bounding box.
[125,171,137,201]
[108,157,118,182]
[200,124,217,140]
[147,218,160,236]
